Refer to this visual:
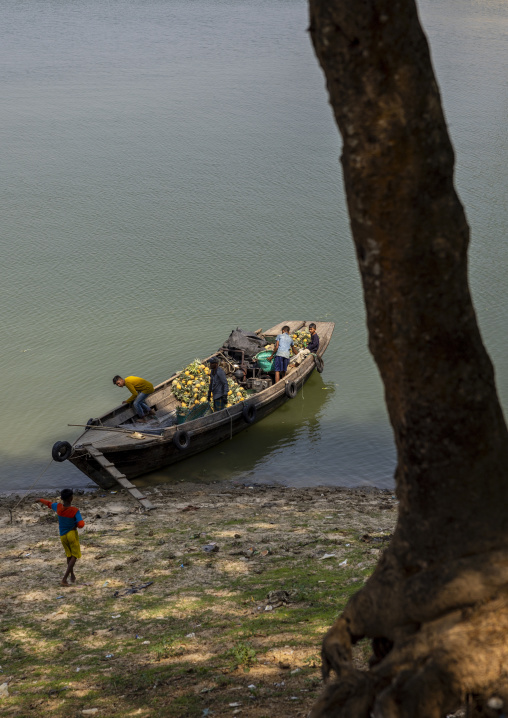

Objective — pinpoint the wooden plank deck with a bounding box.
[263,320,305,336]
[312,322,335,355]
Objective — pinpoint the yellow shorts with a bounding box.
[60,529,81,559]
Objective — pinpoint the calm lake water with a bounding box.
[2,0,508,492]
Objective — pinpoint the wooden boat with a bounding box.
[52,321,334,503]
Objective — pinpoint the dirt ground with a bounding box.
[0,482,397,717]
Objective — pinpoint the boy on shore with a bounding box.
[38,489,85,586]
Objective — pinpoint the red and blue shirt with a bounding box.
[39,500,85,536]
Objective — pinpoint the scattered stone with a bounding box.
[487,697,503,710]
[266,590,293,608]
[203,543,219,553]
[361,533,391,543]
[113,581,153,598]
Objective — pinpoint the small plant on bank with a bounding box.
[226,640,258,672]
[303,653,321,668]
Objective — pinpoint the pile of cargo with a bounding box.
[292,328,312,350]
[262,328,311,353]
[172,359,249,409]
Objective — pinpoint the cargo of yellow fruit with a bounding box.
[171,357,249,410]
[293,329,312,350]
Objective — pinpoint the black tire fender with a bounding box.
[86,418,100,430]
[242,403,257,424]
[173,429,190,451]
[314,355,324,374]
[52,441,73,462]
[285,381,298,399]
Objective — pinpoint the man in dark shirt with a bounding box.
[207,357,229,411]
[307,323,320,353]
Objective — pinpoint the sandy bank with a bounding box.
[0,482,397,717]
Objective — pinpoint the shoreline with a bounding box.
[1,481,397,717]
[0,473,395,498]
[0,481,394,499]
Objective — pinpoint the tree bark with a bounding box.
[308,1,508,715]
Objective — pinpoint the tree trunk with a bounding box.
[308,1,508,715]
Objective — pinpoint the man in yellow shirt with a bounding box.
[113,375,155,422]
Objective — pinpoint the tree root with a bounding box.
[311,580,508,718]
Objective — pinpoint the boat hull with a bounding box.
[70,366,313,488]
[66,321,335,488]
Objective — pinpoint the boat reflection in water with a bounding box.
[137,370,336,489]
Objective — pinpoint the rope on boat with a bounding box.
[67,424,164,440]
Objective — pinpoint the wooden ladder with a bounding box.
[84,444,154,510]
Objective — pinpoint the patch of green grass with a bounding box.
[165,692,202,717]
[224,640,258,672]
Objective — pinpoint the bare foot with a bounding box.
[70,575,76,584]
[61,580,70,586]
